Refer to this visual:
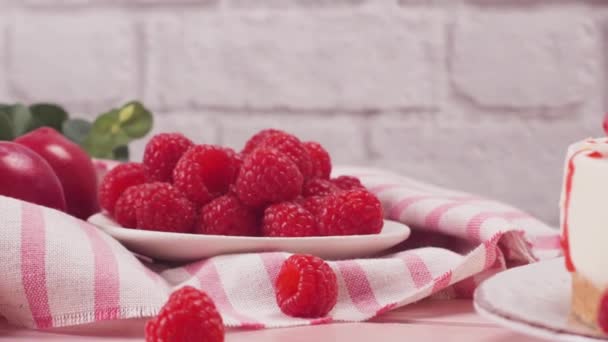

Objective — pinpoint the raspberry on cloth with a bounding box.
[0,161,560,330]
[146,286,224,342]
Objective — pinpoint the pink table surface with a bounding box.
[0,299,546,342]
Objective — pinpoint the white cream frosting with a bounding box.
[561,137,608,288]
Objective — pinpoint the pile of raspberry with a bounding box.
[99,129,384,237]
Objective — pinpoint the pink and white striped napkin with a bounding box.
[0,163,561,330]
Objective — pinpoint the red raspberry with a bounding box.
[136,183,196,233]
[319,189,383,236]
[261,132,313,180]
[275,254,338,318]
[262,203,318,237]
[99,162,146,215]
[173,145,240,206]
[145,286,224,342]
[113,183,153,228]
[241,129,283,155]
[304,142,331,179]
[331,175,365,191]
[199,194,259,236]
[600,291,608,333]
[297,196,326,217]
[143,133,194,182]
[235,148,303,207]
[303,178,339,197]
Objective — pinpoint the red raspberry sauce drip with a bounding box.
[599,291,608,334]
[562,150,603,272]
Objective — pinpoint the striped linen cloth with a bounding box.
[0,163,561,329]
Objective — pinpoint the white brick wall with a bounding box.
[451,8,597,108]
[144,10,441,110]
[0,0,605,226]
[10,11,138,110]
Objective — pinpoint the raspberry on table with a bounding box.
[235,148,303,207]
[304,142,331,179]
[261,132,313,180]
[331,175,365,191]
[241,128,283,155]
[145,286,224,342]
[262,202,318,237]
[275,254,338,318]
[136,183,196,233]
[99,162,146,215]
[319,189,384,236]
[302,178,339,197]
[113,183,154,228]
[173,145,241,206]
[143,133,194,182]
[199,194,259,236]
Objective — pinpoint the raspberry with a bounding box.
[297,196,326,217]
[199,194,259,236]
[319,189,383,236]
[99,162,146,215]
[331,175,365,191]
[235,148,303,207]
[145,286,224,342]
[262,203,318,237]
[173,145,240,206]
[302,178,339,197]
[600,291,608,334]
[113,183,153,228]
[261,132,313,180]
[304,142,331,179]
[136,183,196,233]
[143,133,194,182]
[241,129,283,155]
[275,254,337,318]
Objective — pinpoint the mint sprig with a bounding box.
[0,101,153,161]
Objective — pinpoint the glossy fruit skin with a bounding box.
[15,127,99,219]
[0,141,66,211]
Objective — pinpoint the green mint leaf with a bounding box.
[29,103,69,132]
[82,132,116,159]
[89,109,132,146]
[118,101,153,138]
[84,109,130,158]
[9,104,35,136]
[62,118,92,145]
[112,145,130,161]
[0,104,10,115]
[83,101,153,160]
[0,112,14,140]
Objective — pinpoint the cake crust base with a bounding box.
[572,272,602,330]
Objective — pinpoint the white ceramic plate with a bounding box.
[474,258,607,342]
[88,213,411,262]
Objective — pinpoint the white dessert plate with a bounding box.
[88,213,411,262]
[474,258,607,341]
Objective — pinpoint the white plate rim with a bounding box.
[88,213,410,243]
[475,299,604,342]
[474,260,608,342]
[87,213,411,261]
